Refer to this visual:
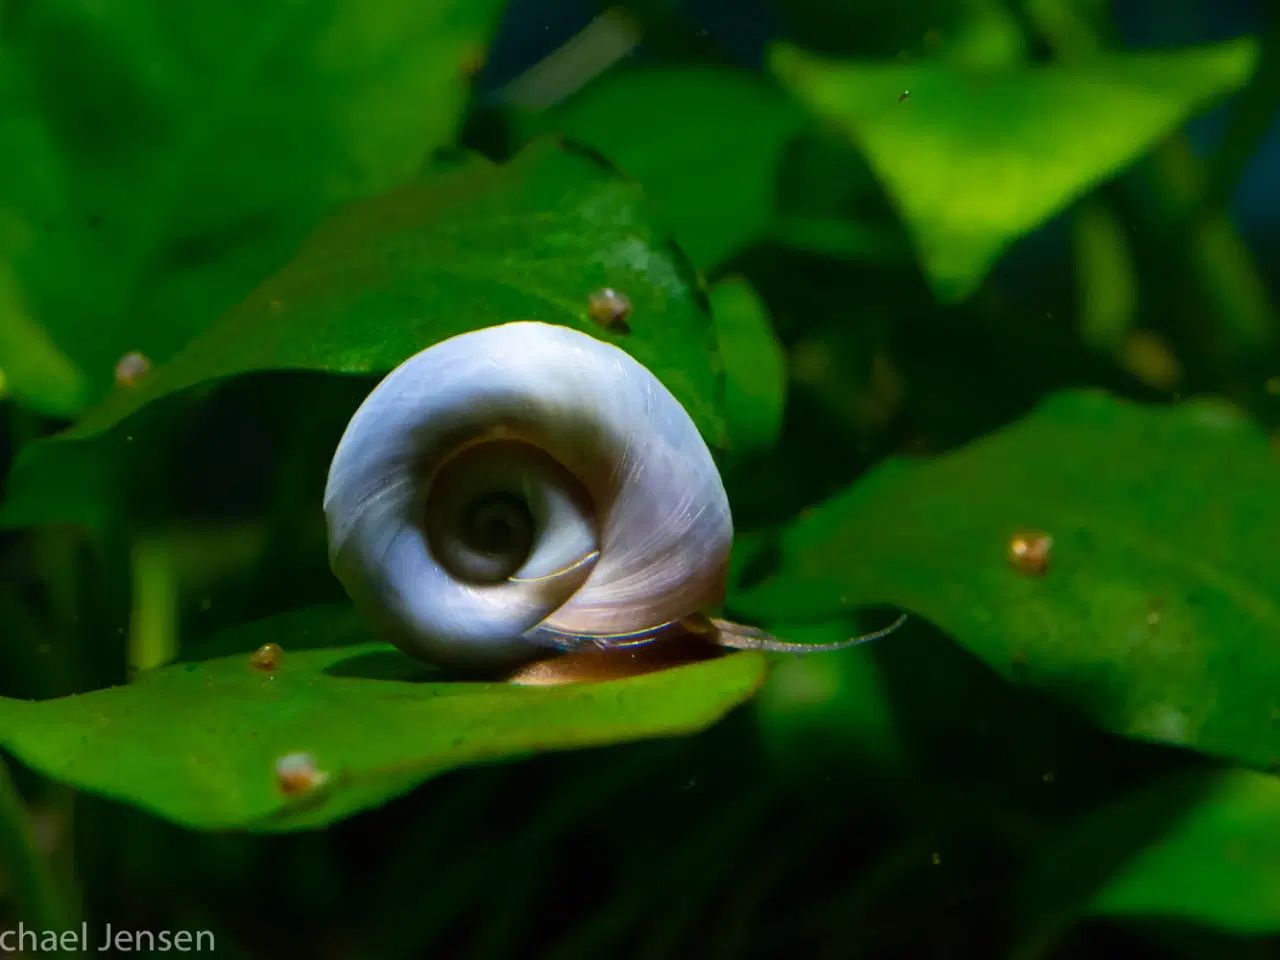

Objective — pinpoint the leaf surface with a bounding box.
[0,606,766,830]
[734,391,1280,770]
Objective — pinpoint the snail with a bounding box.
[323,321,905,672]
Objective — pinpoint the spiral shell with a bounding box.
[323,321,733,669]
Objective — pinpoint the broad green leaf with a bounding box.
[732,390,1280,771]
[709,277,786,461]
[1,139,725,528]
[0,0,504,412]
[0,606,766,831]
[770,38,1259,301]
[520,67,806,270]
[1023,768,1280,934]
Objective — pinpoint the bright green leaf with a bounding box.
[732,390,1280,771]
[1022,768,1280,934]
[710,277,787,461]
[521,67,806,270]
[770,38,1259,301]
[1,139,725,529]
[0,606,766,831]
[0,0,504,411]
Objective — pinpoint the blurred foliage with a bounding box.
[772,37,1258,300]
[517,67,806,269]
[0,0,506,415]
[1,0,1280,957]
[710,276,788,463]
[1022,767,1280,937]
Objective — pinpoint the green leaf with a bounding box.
[0,430,125,531]
[520,67,806,270]
[0,264,86,417]
[770,38,1259,301]
[709,277,787,461]
[1,139,725,529]
[1090,770,1280,931]
[732,390,1280,771]
[1074,198,1138,351]
[59,139,720,443]
[0,606,766,831]
[0,0,504,412]
[1023,768,1280,934]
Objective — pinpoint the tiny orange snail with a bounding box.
[1008,530,1053,575]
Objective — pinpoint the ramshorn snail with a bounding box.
[323,321,903,671]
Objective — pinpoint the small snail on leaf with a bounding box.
[323,321,904,679]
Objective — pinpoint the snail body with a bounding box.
[324,320,905,673]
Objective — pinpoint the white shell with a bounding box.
[323,321,733,669]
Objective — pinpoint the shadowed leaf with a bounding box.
[520,67,806,270]
[710,277,787,462]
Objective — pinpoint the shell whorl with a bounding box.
[323,321,733,669]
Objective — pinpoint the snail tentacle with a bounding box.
[697,613,909,653]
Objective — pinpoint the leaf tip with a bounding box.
[767,42,817,90]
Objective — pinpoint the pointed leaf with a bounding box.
[770,39,1259,301]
